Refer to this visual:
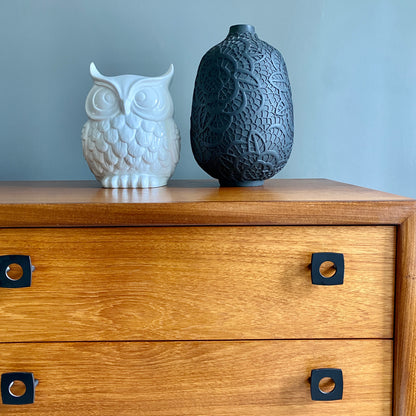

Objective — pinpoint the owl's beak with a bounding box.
[120,99,131,116]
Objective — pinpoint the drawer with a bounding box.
[0,340,392,415]
[0,226,395,341]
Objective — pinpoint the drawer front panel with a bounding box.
[0,226,395,341]
[0,340,392,415]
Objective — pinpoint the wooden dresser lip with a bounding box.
[0,178,414,227]
[0,200,414,228]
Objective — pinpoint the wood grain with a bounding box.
[0,226,395,342]
[0,179,414,227]
[0,179,412,203]
[0,340,392,415]
[394,213,416,415]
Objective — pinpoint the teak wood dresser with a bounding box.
[0,179,415,415]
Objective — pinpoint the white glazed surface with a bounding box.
[82,63,180,188]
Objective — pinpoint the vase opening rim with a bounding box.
[228,24,255,35]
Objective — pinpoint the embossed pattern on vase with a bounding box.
[191,25,294,186]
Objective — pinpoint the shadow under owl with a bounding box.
[82,63,180,188]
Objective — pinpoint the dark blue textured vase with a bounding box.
[190,24,294,186]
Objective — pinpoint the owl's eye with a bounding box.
[92,87,118,111]
[86,85,119,120]
[134,88,158,108]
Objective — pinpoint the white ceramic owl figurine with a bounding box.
[82,63,180,188]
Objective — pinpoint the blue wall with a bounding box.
[1,0,415,197]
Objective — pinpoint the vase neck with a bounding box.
[228,24,256,35]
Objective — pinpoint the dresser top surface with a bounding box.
[0,178,412,204]
[0,179,414,227]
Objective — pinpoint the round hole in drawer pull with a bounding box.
[318,376,336,393]
[311,252,344,285]
[319,261,337,278]
[310,368,343,401]
[1,372,38,405]
[9,380,26,397]
[0,256,34,288]
[5,264,23,281]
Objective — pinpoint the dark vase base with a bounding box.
[219,179,264,187]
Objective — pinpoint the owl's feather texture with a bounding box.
[82,114,180,188]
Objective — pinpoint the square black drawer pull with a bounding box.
[310,368,343,401]
[1,372,38,405]
[0,255,34,288]
[311,252,344,285]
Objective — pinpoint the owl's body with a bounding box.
[82,63,180,188]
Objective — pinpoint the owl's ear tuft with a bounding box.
[157,64,174,86]
[90,62,104,80]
